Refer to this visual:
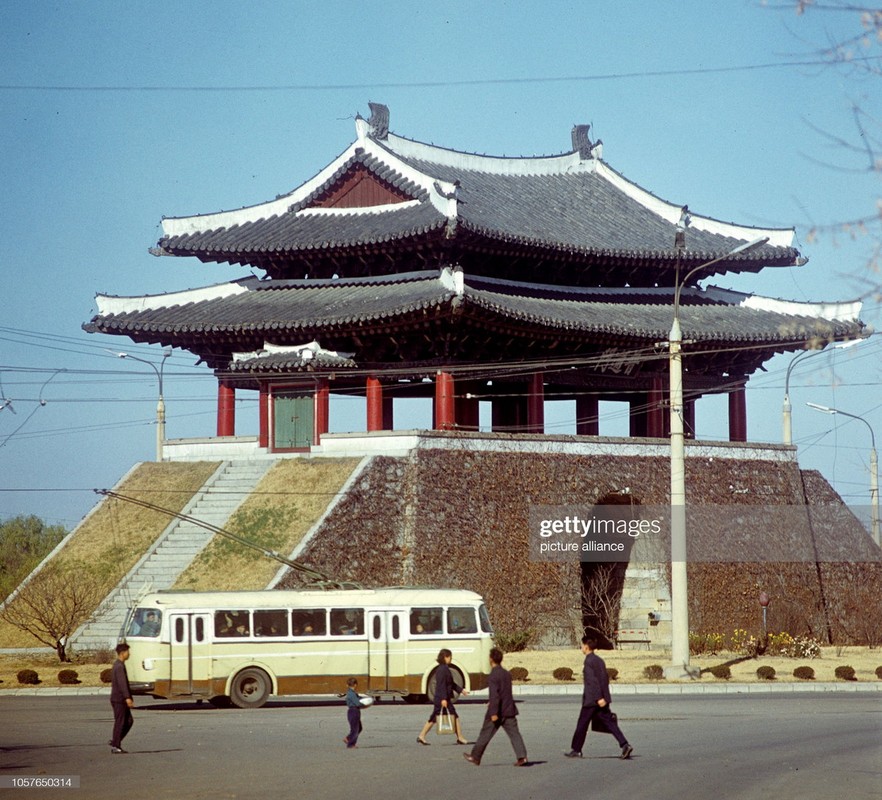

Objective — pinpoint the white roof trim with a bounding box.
[739,295,862,322]
[95,278,254,315]
[594,162,795,248]
[296,199,421,217]
[384,131,588,176]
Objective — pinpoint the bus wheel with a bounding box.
[426,666,465,702]
[230,668,271,709]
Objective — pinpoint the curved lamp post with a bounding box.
[806,402,879,547]
[783,338,864,446]
[667,236,769,679]
[118,348,173,462]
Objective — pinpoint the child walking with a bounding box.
[344,677,362,749]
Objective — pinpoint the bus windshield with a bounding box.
[127,608,162,638]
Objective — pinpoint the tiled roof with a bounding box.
[154,112,799,274]
[85,270,862,349]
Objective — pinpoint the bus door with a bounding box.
[367,609,408,693]
[168,612,212,698]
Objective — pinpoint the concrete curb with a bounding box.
[1,681,880,698]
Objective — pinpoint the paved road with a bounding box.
[1,693,880,800]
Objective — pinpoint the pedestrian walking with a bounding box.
[463,648,528,766]
[417,649,469,745]
[109,643,134,754]
[564,636,633,760]
[343,677,363,749]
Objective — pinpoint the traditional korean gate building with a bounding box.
[85,105,877,645]
[86,104,863,450]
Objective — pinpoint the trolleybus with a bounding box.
[121,588,494,708]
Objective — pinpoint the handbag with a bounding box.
[437,707,455,735]
[591,708,618,735]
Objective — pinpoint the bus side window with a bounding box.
[410,607,442,635]
[254,609,288,637]
[215,610,250,638]
[330,608,363,636]
[447,607,478,634]
[292,609,326,636]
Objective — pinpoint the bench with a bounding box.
[613,629,651,649]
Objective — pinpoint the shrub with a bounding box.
[782,636,822,659]
[607,668,619,682]
[708,665,731,680]
[643,664,664,680]
[756,666,776,681]
[730,629,759,656]
[17,669,39,685]
[793,666,815,680]
[58,669,80,685]
[690,632,724,656]
[765,632,795,656]
[100,668,113,684]
[509,667,529,682]
[494,630,534,652]
[875,666,882,680]
[552,667,574,681]
[834,665,857,681]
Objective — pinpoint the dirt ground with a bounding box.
[1,646,881,690]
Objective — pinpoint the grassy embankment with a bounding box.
[0,461,221,649]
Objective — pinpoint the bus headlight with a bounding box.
[142,658,154,671]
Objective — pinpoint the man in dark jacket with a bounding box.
[564,636,633,760]
[463,648,528,766]
[109,643,134,754]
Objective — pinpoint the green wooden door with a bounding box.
[274,392,314,449]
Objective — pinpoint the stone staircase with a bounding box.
[71,460,272,651]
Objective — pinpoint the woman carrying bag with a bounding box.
[417,649,469,745]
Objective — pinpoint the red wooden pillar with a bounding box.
[382,396,394,431]
[527,373,545,434]
[366,377,384,432]
[217,380,235,437]
[258,383,269,448]
[434,371,456,430]
[314,378,330,444]
[456,392,480,431]
[647,376,665,438]
[576,394,599,436]
[728,385,747,442]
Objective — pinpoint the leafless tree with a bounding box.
[0,565,104,661]
[767,2,881,288]
[579,562,627,645]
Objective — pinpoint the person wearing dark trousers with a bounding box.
[463,648,528,767]
[344,677,363,749]
[109,643,134,754]
[565,636,633,760]
[417,649,469,745]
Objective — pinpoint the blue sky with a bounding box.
[1,1,880,528]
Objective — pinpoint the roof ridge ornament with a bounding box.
[368,102,389,140]
[571,124,592,159]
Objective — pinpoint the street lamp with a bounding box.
[783,339,864,445]
[117,348,173,461]
[806,402,879,546]
[667,236,769,680]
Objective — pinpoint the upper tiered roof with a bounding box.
[153,104,801,286]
